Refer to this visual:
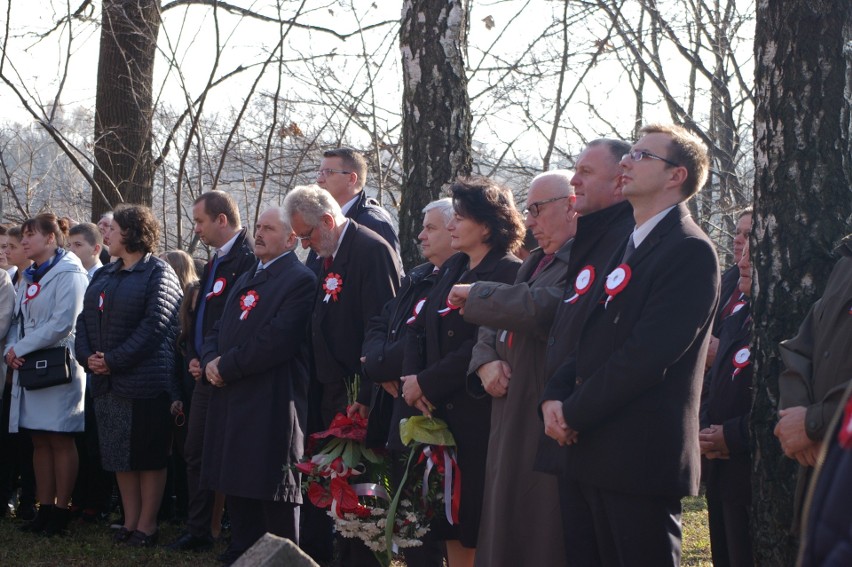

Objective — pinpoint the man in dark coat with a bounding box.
[306,147,400,273]
[284,184,401,566]
[200,206,315,564]
[167,190,256,553]
[797,380,852,567]
[541,124,720,566]
[360,197,455,567]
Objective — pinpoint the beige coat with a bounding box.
[463,241,572,567]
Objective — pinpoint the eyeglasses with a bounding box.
[524,196,568,218]
[296,227,315,243]
[316,168,351,178]
[623,150,681,168]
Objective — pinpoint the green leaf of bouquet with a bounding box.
[342,439,360,468]
[361,448,383,464]
[399,416,457,447]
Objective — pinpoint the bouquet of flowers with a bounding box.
[296,410,433,566]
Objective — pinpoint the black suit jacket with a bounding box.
[701,301,752,504]
[306,192,400,274]
[534,201,634,474]
[188,228,257,364]
[309,221,401,398]
[543,203,720,498]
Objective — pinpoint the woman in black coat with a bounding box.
[75,205,182,547]
[401,177,524,567]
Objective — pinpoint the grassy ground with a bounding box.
[0,496,712,566]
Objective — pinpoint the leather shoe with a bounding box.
[165,531,214,552]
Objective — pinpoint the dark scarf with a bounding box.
[24,248,66,283]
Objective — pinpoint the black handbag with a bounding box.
[18,347,72,391]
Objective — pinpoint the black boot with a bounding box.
[44,506,71,536]
[19,504,52,533]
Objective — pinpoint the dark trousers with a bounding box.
[184,382,214,538]
[706,489,753,567]
[558,476,682,567]
[0,387,35,510]
[301,379,380,567]
[71,388,112,514]
[227,495,298,553]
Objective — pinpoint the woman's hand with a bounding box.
[87,352,111,375]
[4,348,24,369]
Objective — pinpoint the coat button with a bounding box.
[548,337,555,346]
[448,330,454,337]
[575,377,584,386]
[477,286,494,298]
[446,403,454,410]
[823,351,830,359]
[378,355,384,363]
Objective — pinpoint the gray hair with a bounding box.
[586,138,631,164]
[283,184,346,227]
[422,197,454,225]
[531,170,575,196]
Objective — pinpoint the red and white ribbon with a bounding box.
[407,298,427,325]
[323,273,343,303]
[239,290,259,320]
[731,346,750,379]
[420,446,461,525]
[438,298,460,317]
[604,264,631,308]
[207,277,227,300]
[23,283,40,304]
[565,265,595,304]
[98,292,105,312]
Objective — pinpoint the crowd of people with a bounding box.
[0,126,847,567]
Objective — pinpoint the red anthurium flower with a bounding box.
[307,482,332,509]
[295,461,315,475]
[330,477,360,513]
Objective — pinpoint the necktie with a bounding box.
[530,253,555,280]
[322,256,333,272]
[194,253,222,354]
[255,262,265,277]
[621,237,636,263]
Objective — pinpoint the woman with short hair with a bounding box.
[4,213,89,535]
[401,177,524,567]
[75,204,182,547]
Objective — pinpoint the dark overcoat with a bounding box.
[200,252,316,502]
[543,203,720,498]
[402,249,521,547]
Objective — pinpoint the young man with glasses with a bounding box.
[307,148,399,273]
[541,124,719,566]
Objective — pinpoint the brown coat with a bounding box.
[463,241,573,567]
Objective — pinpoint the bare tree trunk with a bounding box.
[399,0,472,269]
[751,2,852,565]
[92,0,161,220]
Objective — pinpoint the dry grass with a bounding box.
[0,496,711,566]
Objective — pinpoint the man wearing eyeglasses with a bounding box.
[283,184,401,566]
[447,139,636,566]
[306,147,400,273]
[541,124,719,566]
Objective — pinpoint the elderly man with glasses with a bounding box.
[283,184,401,566]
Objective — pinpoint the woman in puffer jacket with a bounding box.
[4,213,89,535]
[75,204,182,548]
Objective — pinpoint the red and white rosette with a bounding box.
[564,265,595,304]
[438,297,461,317]
[731,300,747,315]
[239,290,259,320]
[838,395,852,449]
[604,264,631,309]
[23,283,40,304]
[206,277,227,300]
[407,297,427,325]
[731,346,750,379]
[98,292,105,312]
[322,273,343,303]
